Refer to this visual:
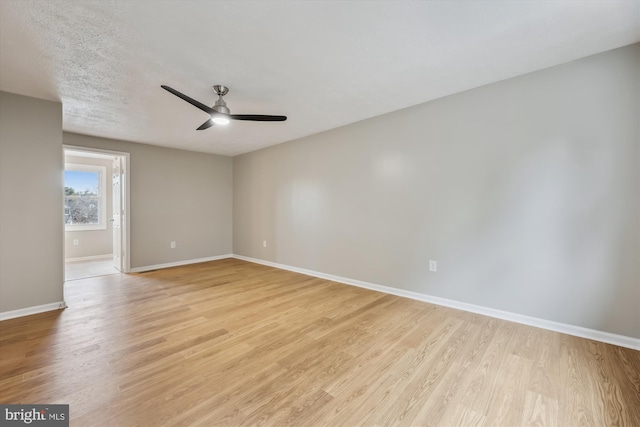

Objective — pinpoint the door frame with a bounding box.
[63,144,131,273]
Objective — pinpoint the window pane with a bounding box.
[64,170,100,225]
[65,196,100,225]
[64,170,99,196]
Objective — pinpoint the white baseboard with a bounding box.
[65,254,113,262]
[233,255,640,351]
[130,254,234,273]
[0,301,67,321]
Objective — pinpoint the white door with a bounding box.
[112,157,123,271]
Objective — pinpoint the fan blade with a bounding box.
[229,114,287,121]
[161,85,214,115]
[196,119,214,130]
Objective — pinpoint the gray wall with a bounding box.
[0,91,64,312]
[234,44,640,338]
[64,154,113,259]
[64,133,233,269]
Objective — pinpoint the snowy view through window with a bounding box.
[64,170,100,225]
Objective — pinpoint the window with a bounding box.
[64,164,107,231]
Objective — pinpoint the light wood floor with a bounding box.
[1,259,638,426]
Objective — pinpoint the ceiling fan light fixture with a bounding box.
[212,116,230,125]
[160,84,287,131]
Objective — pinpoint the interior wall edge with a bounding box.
[3,254,638,351]
[62,132,234,270]
[0,301,67,322]
[129,254,234,273]
[231,44,640,342]
[233,254,640,351]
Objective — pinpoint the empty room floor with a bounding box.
[1,258,638,426]
[65,258,120,281]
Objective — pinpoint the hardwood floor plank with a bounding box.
[357,317,466,426]
[1,258,638,427]
[445,404,486,427]
[522,390,559,427]
[369,320,473,426]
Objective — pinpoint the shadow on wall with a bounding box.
[421,135,639,337]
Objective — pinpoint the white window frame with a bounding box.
[64,163,107,231]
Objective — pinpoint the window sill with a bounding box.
[65,225,107,232]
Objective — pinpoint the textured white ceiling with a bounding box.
[1,1,638,156]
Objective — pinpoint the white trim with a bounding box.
[130,254,234,273]
[0,301,67,321]
[65,254,113,262]
[232,255,640,351]
[64,149,115,160]
[63,145,131,273]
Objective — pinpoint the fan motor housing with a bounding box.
[213,85,230,114]
[213,100,230,115]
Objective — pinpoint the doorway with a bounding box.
[63,146,130,281]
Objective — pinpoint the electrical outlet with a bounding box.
[429,260,437,272]
[170,241,176,249]
[73,239,79,246]
[263,240,267,248]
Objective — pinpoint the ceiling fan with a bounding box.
[161,84,287,130]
